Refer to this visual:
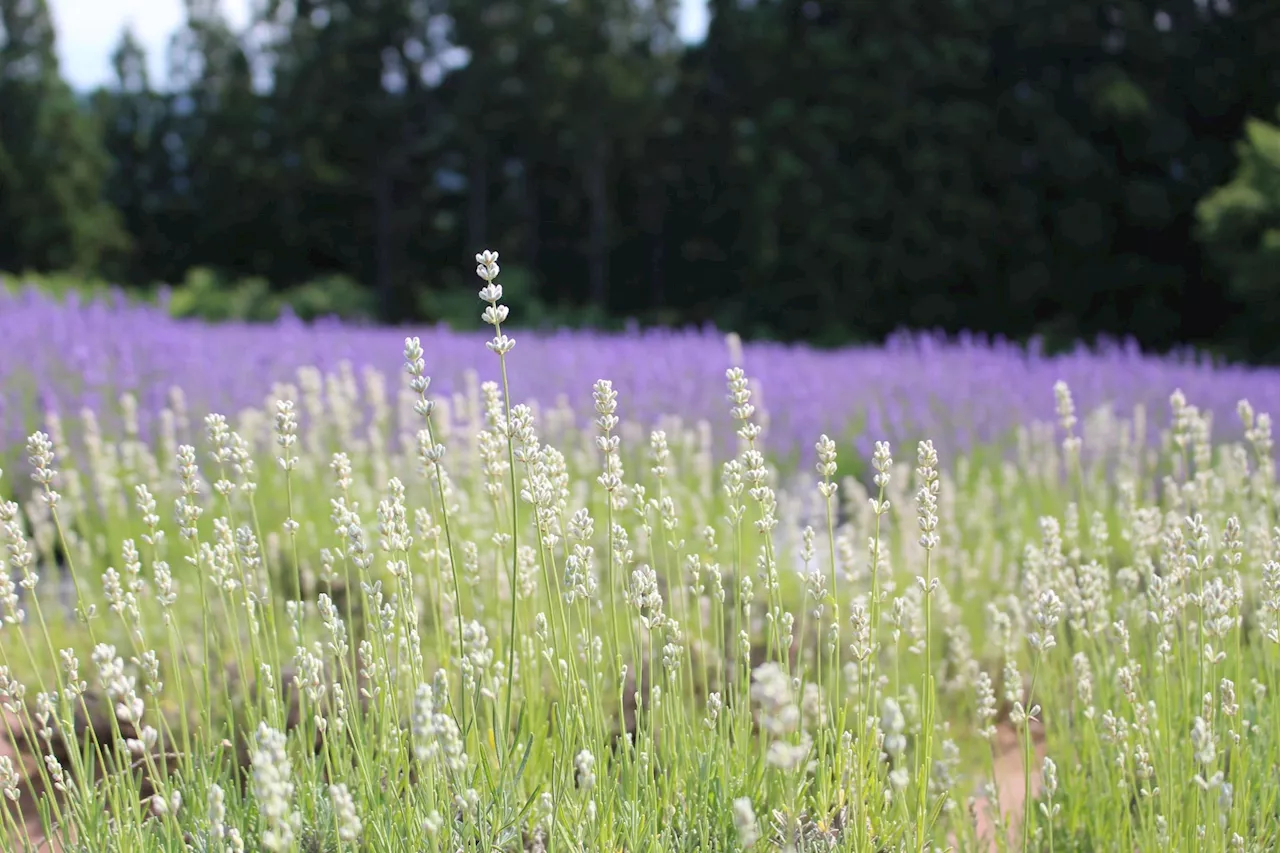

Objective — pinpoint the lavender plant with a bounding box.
[0,252,1278,852]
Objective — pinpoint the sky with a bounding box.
[50,0,711,92]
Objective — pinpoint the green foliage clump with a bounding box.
[165,267,279,323]
[166,268,378,324]
[6,268,617,329]
[2,269,380,324]
[1197,113,1280,362]
[416,264,612,331]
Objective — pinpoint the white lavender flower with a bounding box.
[0,500,37,600]
[816,435,838,497]
[629,564,665,629]
[1040,756,1061,818]
[207,783,227,840]
[975,671,998,740]
[92,644,144,724]
[1029,588,1062,653]
[750,662,799,737]
[732,797,759,848]
[574,749,596,791]
[765,732,812,772]
[0,755,19,802]
[881,697,907,758]
[329,783,362,842]
[478,251,514,354]
[250,723,299,851]
[915,440,940,556]
[1222,678,1239,718]
[26,432,58,504]
[705,692,723,730]
[1191,716,1216,768]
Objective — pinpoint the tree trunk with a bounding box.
[645,182,666,309]
[586,134,609,310]
[522,159,540,272]
[375,164,392,318]
[468,134,488,253]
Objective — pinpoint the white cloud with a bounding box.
[52,0,252,90]
[679,0,709,43]
[51,0,709,92]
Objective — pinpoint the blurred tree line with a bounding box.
[3,0,1280,359]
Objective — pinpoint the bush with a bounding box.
[284,273,378,323]
[416,263,613,331]
[165,268,280,323]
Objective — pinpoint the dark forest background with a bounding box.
[4,0,1280,360]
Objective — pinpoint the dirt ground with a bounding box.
[970,720,1047,851]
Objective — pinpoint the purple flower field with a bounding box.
[2,285,1278,465]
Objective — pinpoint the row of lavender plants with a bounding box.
[5,272,1280,474]
[0,252,1277,851]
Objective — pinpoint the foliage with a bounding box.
[415,263,612,331]
[164,268,380,324]
[5,0,1280,357]
[3,267,608,329]
[165,268,281,323]
[285,274,384,323]
[1197,111,1280,363]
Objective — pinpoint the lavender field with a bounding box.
[3,281,1279,471]
[1,256,1278,852]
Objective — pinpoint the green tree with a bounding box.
[1197,112,1280,362]
[972,0,1263,351]
[255,0,455,317]
[0,0,127,273]
[162,0,266,279]
[92,28,180,283]
[669,0,1000,343]
[664,0,1278,351]
[442,0,681,313]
